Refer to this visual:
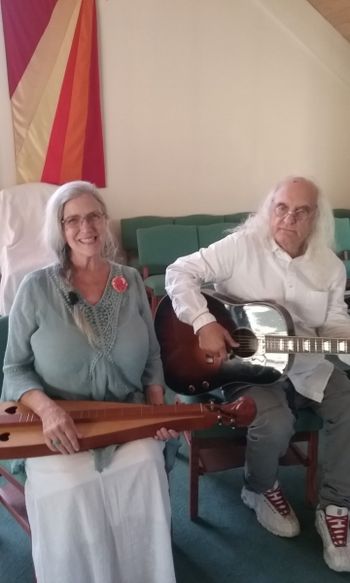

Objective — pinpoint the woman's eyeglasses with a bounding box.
[61,211,105,230]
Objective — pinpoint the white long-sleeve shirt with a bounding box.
[165,229,350,402]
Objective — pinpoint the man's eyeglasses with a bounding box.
[273,204,316,222]
[61,211,105,229]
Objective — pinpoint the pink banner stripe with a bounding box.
[1,0,58,96]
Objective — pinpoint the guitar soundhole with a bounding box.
[234,328,258,358]
[4,406,17,415]
[0,432,10,442]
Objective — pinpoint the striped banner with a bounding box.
[1,0,105,186]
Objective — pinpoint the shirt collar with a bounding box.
[268,235,312,263]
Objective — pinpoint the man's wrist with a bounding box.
[193,313,217,335]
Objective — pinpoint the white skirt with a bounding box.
[25,438,176,583]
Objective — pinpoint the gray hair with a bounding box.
[43,181,116,344]
[43,180,116,267]
[236,176,335,251]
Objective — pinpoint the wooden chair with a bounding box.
[182,399,322,520]
[0,315,31,535]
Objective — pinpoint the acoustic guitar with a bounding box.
[154,289,350,396]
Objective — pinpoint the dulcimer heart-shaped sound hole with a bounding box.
[4,406,17,414]
[0,433,10,442]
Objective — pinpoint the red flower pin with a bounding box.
[112,275,128,293]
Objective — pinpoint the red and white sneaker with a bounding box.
[241,481,300,537]
[316,505,350,572]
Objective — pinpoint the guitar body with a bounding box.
[155,290,295,395]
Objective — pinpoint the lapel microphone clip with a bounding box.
[67,291,79,306]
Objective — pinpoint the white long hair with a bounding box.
[43,180,116,269]
[43,181,116,344]
[236,176,335,251]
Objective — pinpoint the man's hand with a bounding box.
[198,321,239,363]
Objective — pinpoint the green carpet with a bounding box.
[1,447,350,583]
[171,449,349,583]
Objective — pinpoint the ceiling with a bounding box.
[307,0,350,43]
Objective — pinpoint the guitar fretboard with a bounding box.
[265,336,350,355]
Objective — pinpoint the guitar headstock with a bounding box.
[207,396,256,428]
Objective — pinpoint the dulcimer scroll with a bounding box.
[0,397,256,460]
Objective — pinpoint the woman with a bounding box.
[2,181,177,583]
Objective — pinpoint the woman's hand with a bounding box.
[40,401,82,455]
[154,427,179,441]
[19,389,81,455]
[145,384,180,441]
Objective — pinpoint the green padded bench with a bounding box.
[120,215,174,269]
[334,217,350,279]
[120,212,250,271]
[136,221,240,314]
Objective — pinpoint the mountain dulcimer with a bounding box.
[0,397,256,459]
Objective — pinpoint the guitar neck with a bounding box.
[265,335,350,355]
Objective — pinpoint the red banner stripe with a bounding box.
[82,2,106,186]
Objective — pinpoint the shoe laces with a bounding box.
[264,484,291,517]
[325,513,349,547]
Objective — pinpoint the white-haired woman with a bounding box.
[2,181,177,583]
[165,176,350,573]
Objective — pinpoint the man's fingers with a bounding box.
[223,329,239,347]
[205,351,228,364]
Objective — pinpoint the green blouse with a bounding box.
[2,262,165,469]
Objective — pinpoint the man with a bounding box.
[165,176,350,572]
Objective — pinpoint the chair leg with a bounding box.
[0,465,30,534]
[189,436,200,520]
[306,432,319,507]
[150,293,160,317]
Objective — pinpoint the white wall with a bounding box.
[1,0,350,219]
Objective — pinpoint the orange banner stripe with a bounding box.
[59,0,93,182]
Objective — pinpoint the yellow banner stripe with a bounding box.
[12,0,81,182]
